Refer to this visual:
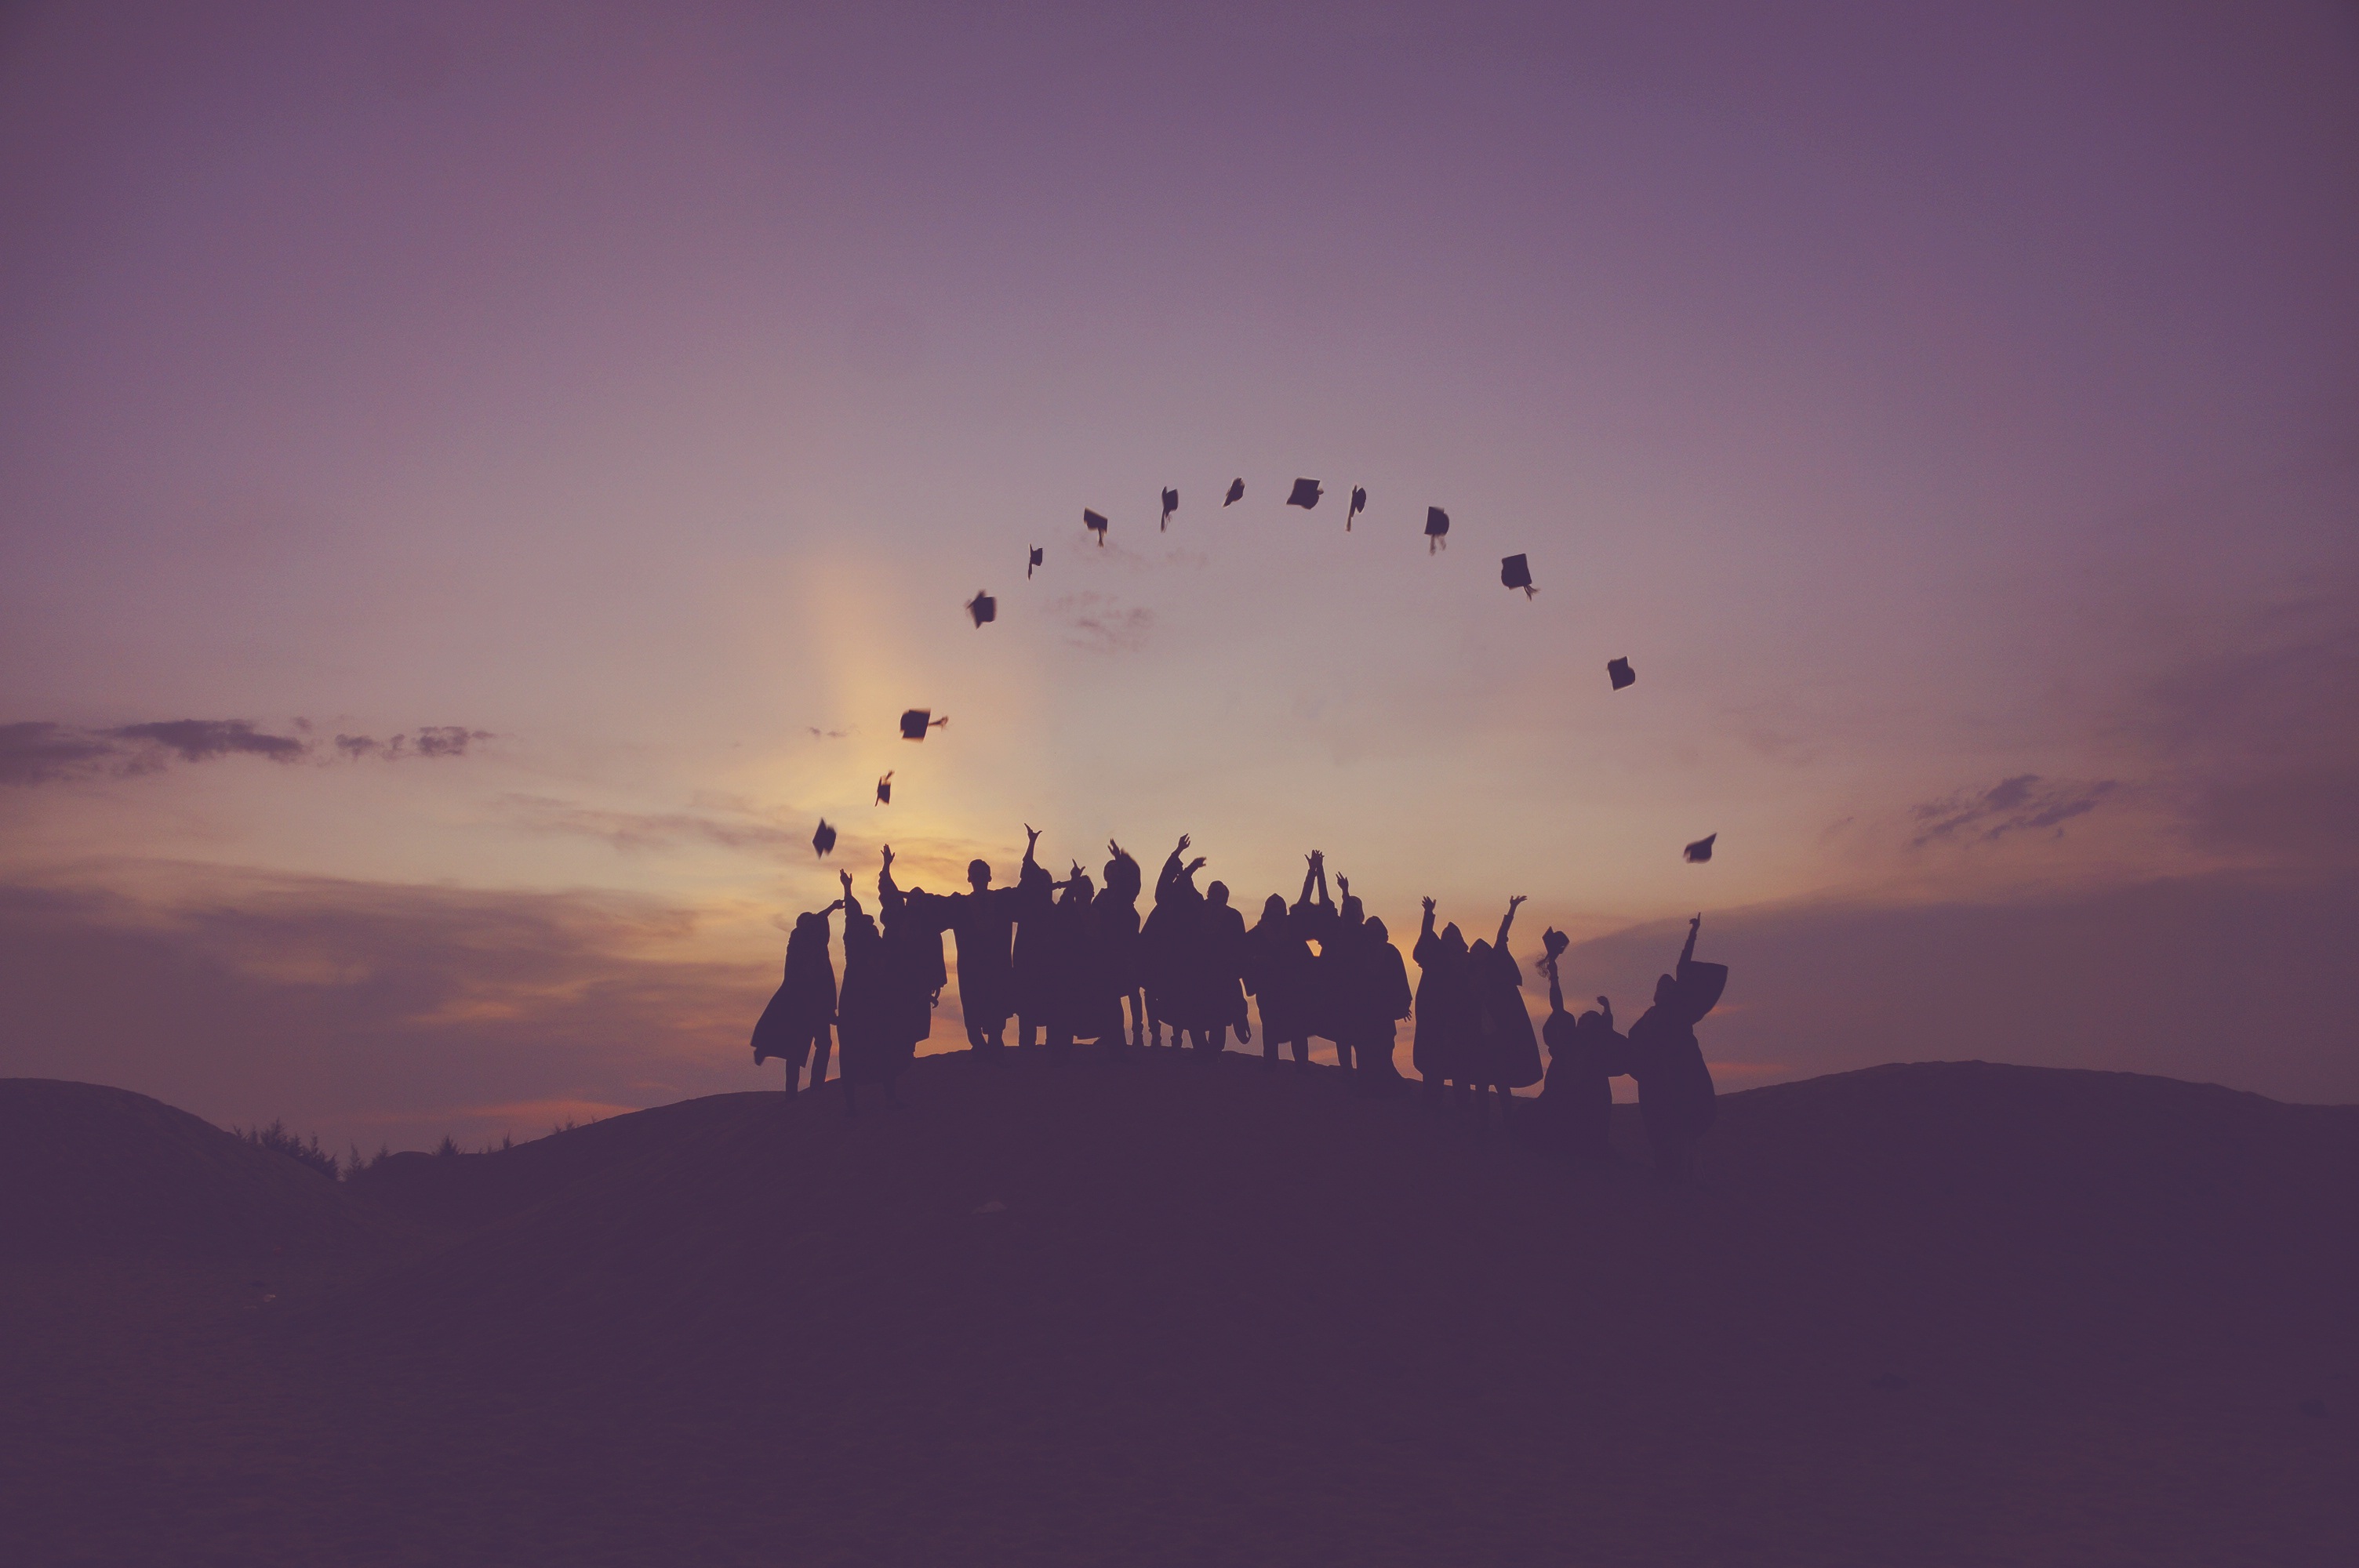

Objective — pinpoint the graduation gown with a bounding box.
[1410,930,1474,1081]
[881,891,947,1062]
[1010,859,1057,1024]
[1533,1010,1619,1159]
[750,920,834,1064]
[834,912,897,1083]
[1201,902,1249,1031]
[946,886,1016,1028]
[1245,908,1313,1042]
[1468,941,1544,1089]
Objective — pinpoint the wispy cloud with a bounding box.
[1053,593,1154,654]
[1910,774,2117,847]
[503,794,807,857]
[0,719,493,785]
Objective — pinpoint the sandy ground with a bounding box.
[3,1054,2355,1566]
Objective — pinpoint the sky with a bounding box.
[3,1,2356,1151]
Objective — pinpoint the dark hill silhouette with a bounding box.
[0,1078,412,1258]
[5,1058,2355,1566]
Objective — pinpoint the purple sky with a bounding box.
[4,2,2356,1149]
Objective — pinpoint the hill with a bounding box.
[5,1055,2356,1566]
[0,1077,412,1258]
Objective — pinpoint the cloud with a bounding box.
[0,871,776,1154]
[333,726,495,761]
[1053,593,1154,654]
[0,720,493,784]
[1910,774,2117,847]
[503,795,807,858]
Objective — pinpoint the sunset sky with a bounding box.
[5,2,2355,1150]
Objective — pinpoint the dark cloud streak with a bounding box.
[0,720,492,784]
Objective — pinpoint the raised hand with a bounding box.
[1175,833,1191,854]
[1337,875,1350,898]
[1421,895,1436,916]
[1185,856,1206,875]
[1025,824,1041,848]
[1107,837,1123,858]
[881,844,894,867]
[839,869,853,894]
[1508,895,1527,912]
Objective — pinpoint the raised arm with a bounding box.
[1419,896,1437,942]
[1496,895,1525,949]
[1311,851,1332,910]
[1021,824,1042,875]
[878,844,902,911]
[839,868,860,919]
[1298,854,1320,908]
[1680,913,1701,968]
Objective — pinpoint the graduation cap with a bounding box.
[812,818,837,857]
[1287,478,1323,510]
[875,773,892,805]
[1027,546,1043,579]
[1083,508,1108,545]
[966,592,996,628]
[1161,488,1178,532]
[1684,833,1716,863]
[900,709,948,740]
[1426,506,1449,553]
[1223,477,1244,506]
[1347,486,1366,531]
[1608,657,1635,691]
[1501,554,1536,597]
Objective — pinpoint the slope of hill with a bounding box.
[5,1055,2354,1566]
[0,1078,412,1258]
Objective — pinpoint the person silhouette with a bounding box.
[1346,913,1413,1094]
[878,845,947,1073]
[1143,834,1208,1048]
[1464,896,1543,1131]
[1199,880,1250,1055]
[1292,851,1341,1069]
[751,898,843,1094]
[1011,826,1056,1050]
[946,853,1016,1052]
[1626,914,1724,1182]
[1244,892,1313,1069]
[1096,841,1147,1048]
[833,869,898,1116]
[1318,874,1368,1073]
[1531,929,1618,1166]
[1412,899,1476,1110]
[1043,862,1101,1063]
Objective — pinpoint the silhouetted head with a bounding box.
[1365,916,1387,945]
[1655,973,1677,1007]
[1441,921,1466,957]
[1206,880,1229,909]
[1103,853,1140,901]
[1061,873,1093,909]
[1468,938,1492,963]
[1261,892,1286,924]
[1339,894,1363,927]
[968,859,991,890]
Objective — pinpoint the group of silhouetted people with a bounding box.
[751,833,1728,1178]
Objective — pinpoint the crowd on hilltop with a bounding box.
[751,833,1728,1179]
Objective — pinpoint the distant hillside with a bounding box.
[8,1057,2354,1566]
[0,1078,413,1258]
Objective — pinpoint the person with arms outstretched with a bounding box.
[946,849,1017,1052]
[1412,898,1476,1109]
[834,870,898,1116]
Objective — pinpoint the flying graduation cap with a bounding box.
[900,709,949,740]
[1161,488,1178,532]
[1684,833,1717,863]
[1027,546,1043,579]
[1288,478,1323,510]
[1608,657,1636,691]
[1426,506,1449,553]
[966,592,996,627]
[1224,477,1244,506]
[875,773,892,805]
[1347,486,1366,531]
[1083,508,1109,545]
[812,818,837,857]
[1500,554,1536,597]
